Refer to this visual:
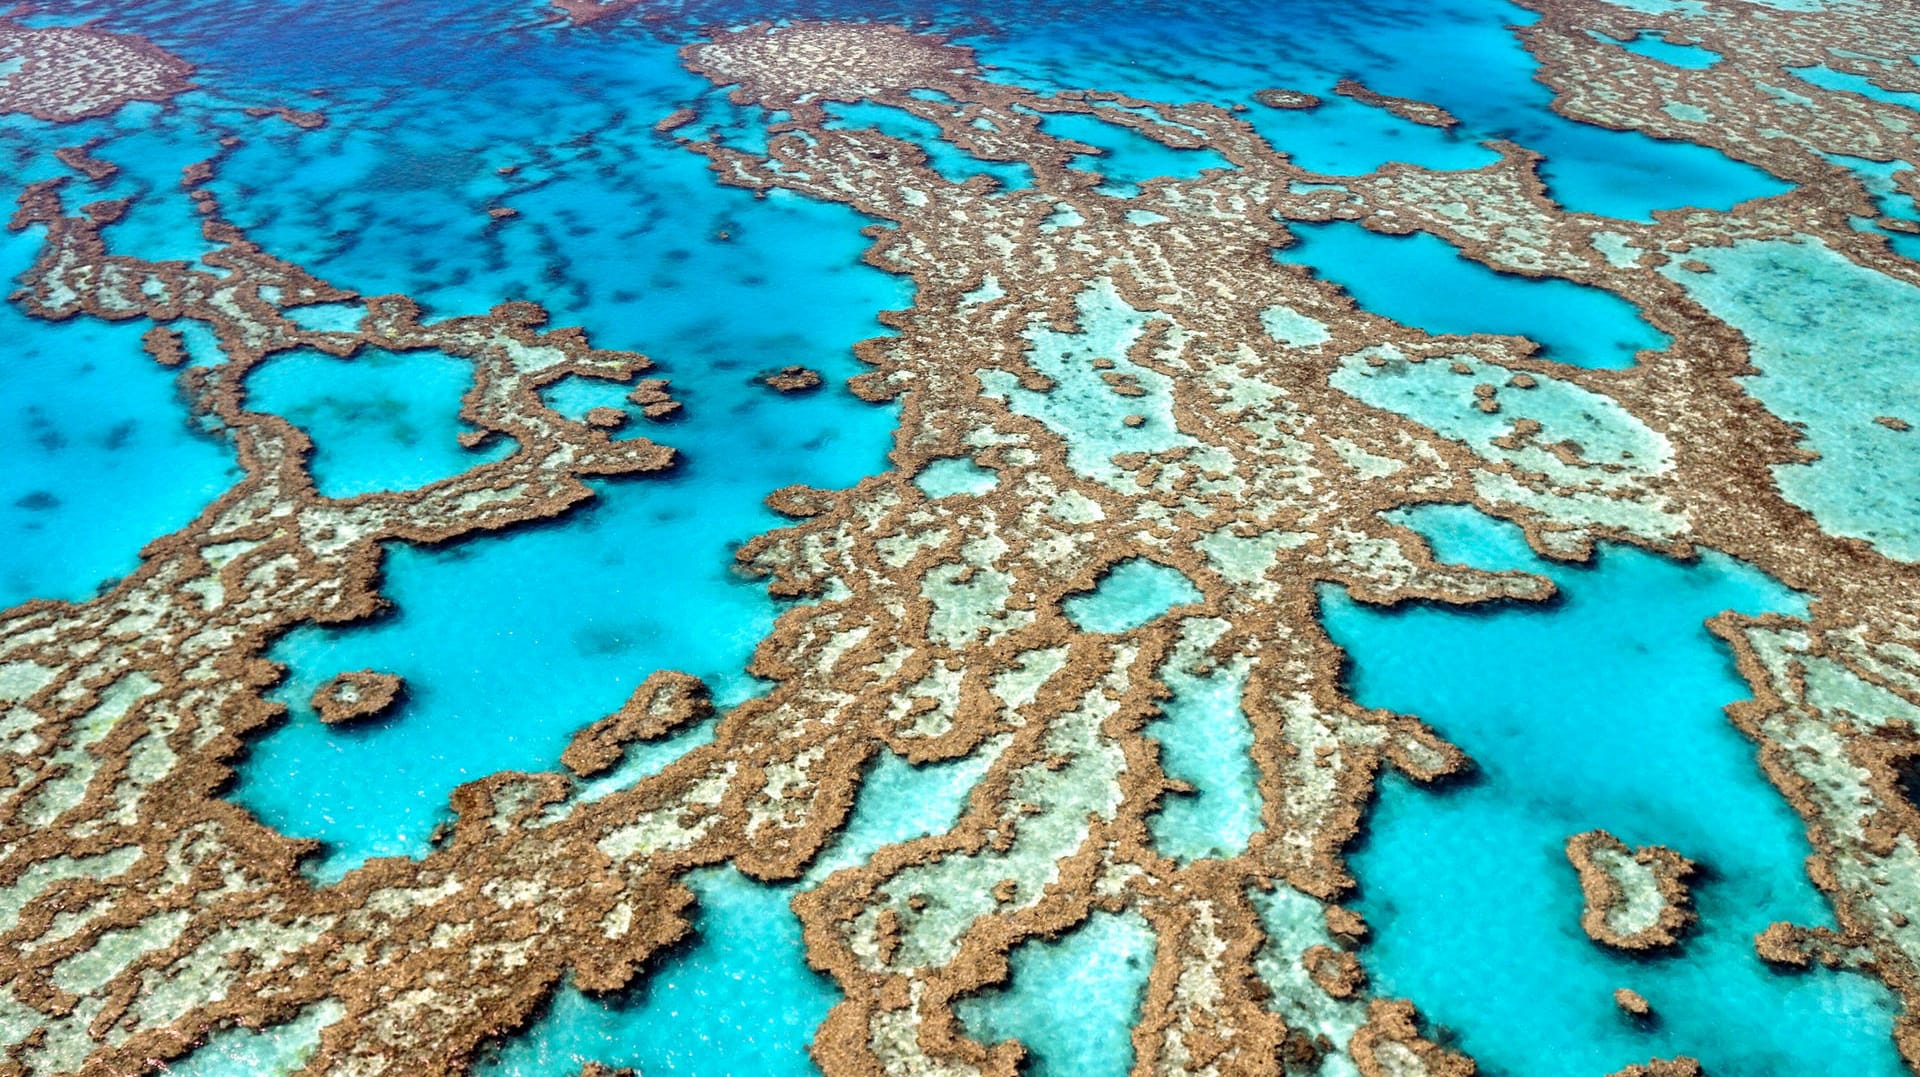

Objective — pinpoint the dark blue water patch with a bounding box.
[826,101,1035,190]
[1278,220,1670,369]
[1596,30,1720,70]
[1328,505,1904,1076]
[245,347,512,498]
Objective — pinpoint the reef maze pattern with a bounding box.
[3,2,1920,1075]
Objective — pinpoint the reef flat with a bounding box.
[0,1,1918,1076]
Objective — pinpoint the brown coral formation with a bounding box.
[1613,987,1652,1017]
[309,670,405,727]
[0,20,193,121]
[1349,1000,1475,1077]
[1255,88,1321,111]
[1609,1058,1702,1077]
[760,364,824,393]
[1567,830,1697,951]
[689,21,981,105]
[0,145,695,1076]
[50,142,115,182]
[1332,78,1459,129]
[244,104,328,130]
[561,670,712,778]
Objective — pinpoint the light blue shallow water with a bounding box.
[956,909,1159,1077]
[1599,30,1721,70]
[1327,505,1904,1076]
[1662,238,1920,561]
[1063,558,1204,634]
[481,865,839,1077]
[479,746,992,1076]
[245,347,514,498]
[1149,625,1261,864]
[914,455,1001,499]
[1280,221,1671,369]
[0,233,238,612]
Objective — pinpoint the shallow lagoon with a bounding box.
[246,346,513,498]
[1281,220,1672,369]
[1664,238,1920,561]
[0,230,238,611]
[1328,505,1904,1075]
[240,346,901,878]
[957,909,1158,1077]
[477,747,994,1076]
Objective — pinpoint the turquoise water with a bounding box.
[981,279,1192,484]
[480,866,839,1077]
[1248,89,1502,176]
[0,0,1897,1072]
[214,16,917,876]
[956,909,1158,1077]
[1328,505,1904,1076]
[915,455,1001,499]
[166,1003,342,1077]
[1834,154,1920,261]
[246,347,514,498]
[1281,221,1672,369]
[1063,558,1204,634]
[481,747,992,1076]
[235,196,909,879]
[1791,65,1920,113]
[1663,238,1920,561]
[0,232,238,611]
[243,349,899,878]
[1031,108,1232,195]
[540,374,653,426]
[1149,620,1261,863]
[827,102,1036,191]
[1600,30,1721,70]
[966,0,1789,220]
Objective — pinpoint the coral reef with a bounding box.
[1567,830,1698,951]
[3,1,1920,1074]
